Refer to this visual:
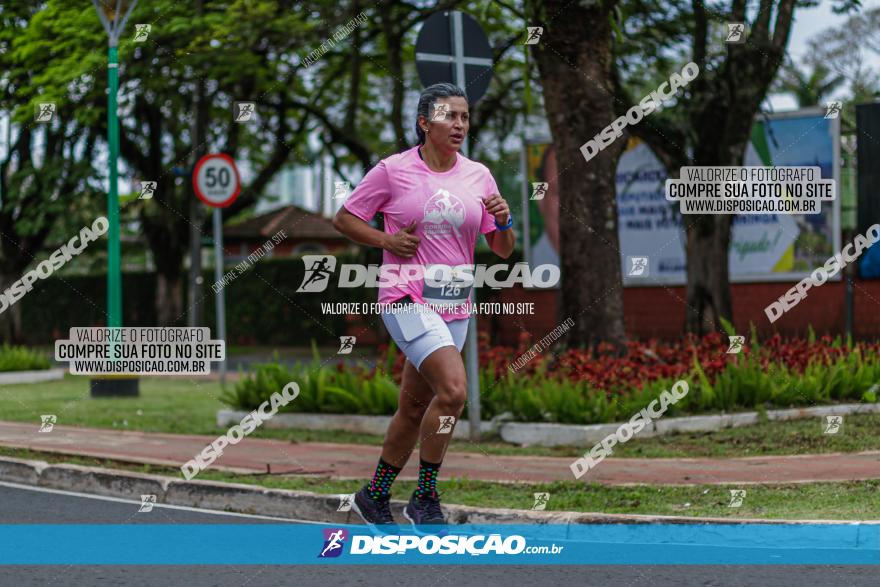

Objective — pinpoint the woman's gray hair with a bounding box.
[415,83,468,145]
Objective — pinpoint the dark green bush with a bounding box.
[18,248,522,346]
[0,345,51,372]
[18,251,374,345]
[222,342,399,414]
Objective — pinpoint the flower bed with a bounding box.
[224,329,880,426]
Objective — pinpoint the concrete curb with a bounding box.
[0,368,65,385]
[219,402,880,447]
[217,410,498,439]
[1,456,872,525]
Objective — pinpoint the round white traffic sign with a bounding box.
[193,153,241,208]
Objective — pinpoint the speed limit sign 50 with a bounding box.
[193,153,241,208]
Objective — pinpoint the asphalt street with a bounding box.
[0,483,877,586]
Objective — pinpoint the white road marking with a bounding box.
[0,481,323,523]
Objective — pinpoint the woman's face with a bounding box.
[419,96,469,152]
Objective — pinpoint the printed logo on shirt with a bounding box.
[422,188,466,239]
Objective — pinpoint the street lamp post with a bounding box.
[91,0,139,397]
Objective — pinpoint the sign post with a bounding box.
[416,11,493,441]
[193,153,241,387]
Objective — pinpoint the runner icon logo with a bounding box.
[233,102,256,123]
[823,415,843,434]
[39,415,57,433]
[133,24,151,42]
[423,189,466,239]
[333,181,350,200]
[297,255,338,292]
[531,493,549,511]
[337,494,354,512]
[35,103,56,123]
[431,103,450,121]
[139,494,156,512]
[437,416,456,434]
[728,489,746,508]
[337,336,356,354]
[628,256,648,277]
[727,336,745,354]
[825,101,842,119]
[530,182,548,200]
[524,27,543,45]
[139,181,156,200]
[319,529,348,558]
[726,23,745,43]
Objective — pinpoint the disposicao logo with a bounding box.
[318,528,348,558]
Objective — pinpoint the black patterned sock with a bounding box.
[414,458,441,499]
[367,457,403,500]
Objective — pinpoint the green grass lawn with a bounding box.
[0,375,226,435]
[1,375,880,459]
[1,445,877,521]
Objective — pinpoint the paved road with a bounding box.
[3,420,880,485]
[1,484,878,586]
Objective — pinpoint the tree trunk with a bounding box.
[684,215,733,333]
[378,1,405,149]
[0,273,23,343]
[685,81,765,334]
[155,271,183,327]
[143,204,187,327]
[529,0,627,350]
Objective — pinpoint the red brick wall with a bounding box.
[492,280,880,344]
[485,287,558,345]
[348,280,880,347]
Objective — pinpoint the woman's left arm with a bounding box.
[484,193,515,259]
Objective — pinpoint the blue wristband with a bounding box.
[495,214,513,231]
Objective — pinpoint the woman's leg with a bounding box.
[353,357,438,529]
[399,344,466,531]
[414,346,467,464]
[378,358,435,469]
[353,312,465,530]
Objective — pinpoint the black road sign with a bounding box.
[415,11,493,102]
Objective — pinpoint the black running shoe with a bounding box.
[403,490,448,535]
[351,484,399,534]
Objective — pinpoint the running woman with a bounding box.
[332,83,515,534]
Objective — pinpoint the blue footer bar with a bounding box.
[1,524,878,564]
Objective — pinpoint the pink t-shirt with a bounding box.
[343,145,499,322]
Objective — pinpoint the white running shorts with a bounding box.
[380,298,469,371]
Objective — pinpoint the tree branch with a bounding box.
[752,0,774,41]
[771,0,797,52]
[292,98,373,168]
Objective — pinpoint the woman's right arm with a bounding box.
[332,208,420,258]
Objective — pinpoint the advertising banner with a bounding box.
[523,108,841,286]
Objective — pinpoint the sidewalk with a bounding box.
[1,421,878,486]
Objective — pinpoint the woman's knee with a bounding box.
[418,347,467,405]
[434,378,467,410]
[396,399,428,425]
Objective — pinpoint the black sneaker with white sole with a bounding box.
[350,484,400,534]
[403,489,448,535]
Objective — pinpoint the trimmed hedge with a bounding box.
[0,344,51,372]
[19,249,520,345]
[21,272,158,343]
